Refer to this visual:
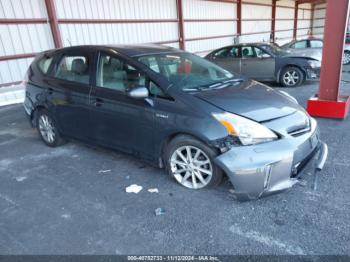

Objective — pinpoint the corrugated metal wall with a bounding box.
[241,0,272,43]
[0,0,317,87]
[183,0,237,55]
[56,0,179,47]
[313,3,326,38]
[0,0,54,86]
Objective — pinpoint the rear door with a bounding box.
[89,51,155,158]
[240,46,275,80]
[209,46,241,74]
[47,49,94,140]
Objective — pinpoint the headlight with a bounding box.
[308,60,321,68]
[279,90,298,104]
[212,112,278,145]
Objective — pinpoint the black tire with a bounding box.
[343,51,350,65]
[165,135,223,189]
[279,66,304,87]
[36,109,64,147]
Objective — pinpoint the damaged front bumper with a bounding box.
[306,67,321,79]
[214,117,328,201]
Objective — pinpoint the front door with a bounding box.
[89,52,155,158]
[210,46,241,74]
[240,46,275,80]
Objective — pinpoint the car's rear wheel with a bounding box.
[36,109,64,147]
[165,135,223,189]
[280,66,303,87]
[343,51,350,65]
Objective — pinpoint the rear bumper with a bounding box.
[214,119,328,201]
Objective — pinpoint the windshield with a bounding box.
[137,52,235,90]
[261,44,287,56]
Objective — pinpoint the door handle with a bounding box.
[94,98,104,107]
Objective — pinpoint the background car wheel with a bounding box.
[36,109,64,147]
[280,66,303,87]
[343,51,350,65]
[165,135,223,189]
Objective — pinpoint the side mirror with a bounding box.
[127,86,149,99]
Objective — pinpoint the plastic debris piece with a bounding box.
[98,169,111,173]
[15,176,27,182]
[148,188,159,193]
[155,208,165,216]
[126,184,143,194]
[298,179,307,187]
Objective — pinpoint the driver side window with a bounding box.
[97,53,145,93]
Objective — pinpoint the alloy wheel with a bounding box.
[170,145,213,189]
[38,114,56,144]
[283,70,300,86]
[343,52,350,65]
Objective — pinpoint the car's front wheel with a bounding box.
[165,135,223,189]
[280,66,303,87]
[36,109,64,147]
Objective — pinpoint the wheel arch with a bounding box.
[158,132,217,168]
[30,105,48,127]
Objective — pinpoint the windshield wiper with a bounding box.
[183,78,244,92]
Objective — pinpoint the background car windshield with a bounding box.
[138,53,234,90]
[261,44,286,55]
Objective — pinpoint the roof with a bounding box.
[50,44,181,57]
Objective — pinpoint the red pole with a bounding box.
[307,0,350,119]
[318,0,349,101]
[237,0,242,36]
[271,0,276,42]
[45,0,63,48]
[176,0,185,50]
[293,1,299,39]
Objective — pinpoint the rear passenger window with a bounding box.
[55,55,90,84]
[291,41,307,49]
[310,40,323,48]
[38,56,53,74]
[96,54,145,93]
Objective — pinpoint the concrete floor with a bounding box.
[0,76,350,255]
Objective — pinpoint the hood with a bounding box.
[194,80,301,122]
[283,49,322,61]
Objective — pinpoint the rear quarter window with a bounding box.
[38,56,53,74]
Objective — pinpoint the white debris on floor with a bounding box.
[148,188,159,193]
[155,208,165,216]
[125,184,143,194]
[15,176,27,182]
[61,213,71,220]
[98,169,111,173]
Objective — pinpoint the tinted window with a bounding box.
[38,56,53,74]
[138,53,234,90]
[97,54,145,93]
[310,40,323,48]
[55,55,90,84]
[291,41,307,49]
[242,46,255,58]
[213,47,239,58]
